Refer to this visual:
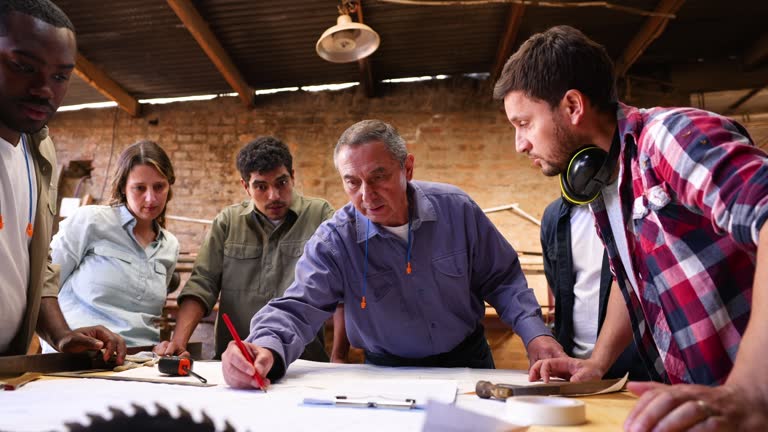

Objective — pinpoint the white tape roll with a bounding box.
[505,396,586,426]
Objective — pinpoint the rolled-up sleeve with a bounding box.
[647,110,768,249]
[178,213,228,314]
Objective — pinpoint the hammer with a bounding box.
[476,380,524,400]
[476,376,625,400]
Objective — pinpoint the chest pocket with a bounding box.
[154,260,168,284]
[90,245,156,305]
[432,250,468,279]
[222,243,263,292]
[631,185,671,252]
[365,269,397,302]
[431,251,471,316]
[92,245,134,265]
[278,241,305,258]
[223,243,262,259]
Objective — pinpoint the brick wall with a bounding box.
[47,77,768,302]
[49,77,560,253]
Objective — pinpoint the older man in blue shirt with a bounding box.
[222,120,565,388]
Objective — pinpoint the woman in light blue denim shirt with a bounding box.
[45,140,179,350]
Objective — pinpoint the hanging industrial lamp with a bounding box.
[316,1,380,63]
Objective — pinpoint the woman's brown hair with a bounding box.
[109,140,175,227]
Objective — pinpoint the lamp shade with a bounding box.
[316,14,380,63]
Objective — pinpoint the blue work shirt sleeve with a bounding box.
[246,229,342,376]
[468,201,550,346]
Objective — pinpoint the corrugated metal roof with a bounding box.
[55,0,767,108]
[58,0,229,102]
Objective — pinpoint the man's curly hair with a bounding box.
[236,136,293,181]
[0,0,75,35]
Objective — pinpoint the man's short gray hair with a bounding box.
[334,120,407,168]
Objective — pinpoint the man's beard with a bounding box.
[540,118,586,177]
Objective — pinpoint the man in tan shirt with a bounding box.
[0,0,124,362]
[155,137,347,360]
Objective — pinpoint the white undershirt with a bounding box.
[0,135,37,352]
[382,223,409,242]
[569,204,603,358]
[602,182,639,298]
[268,218,284,227]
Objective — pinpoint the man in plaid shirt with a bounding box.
[495,25,768,431]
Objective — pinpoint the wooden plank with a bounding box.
[490,4,525,83]
[0,351,108,375]
[74,53,140,117]
[166,0,254,108]
[614,0,686,77]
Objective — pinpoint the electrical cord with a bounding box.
[98,106,119,202]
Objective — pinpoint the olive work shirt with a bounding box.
[178,192,334,359]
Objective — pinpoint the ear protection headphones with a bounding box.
[559,129,620,205]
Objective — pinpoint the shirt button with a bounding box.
[430,322,437,329]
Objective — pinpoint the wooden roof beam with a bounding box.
[744,33,768,70]
[615,0,686,78]
[490,4,525,83]
[74,53,140,117]
[166,0,254,108]
[353,1,376,98]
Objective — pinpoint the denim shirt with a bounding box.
[51,205,179,347]
[247,181,549,377]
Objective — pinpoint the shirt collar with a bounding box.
[616,102,644,153]
[239,199,256,216]
[118,204,164,241]
[354,181,437,243]
[288,190,303,214]
[119,204,136,227]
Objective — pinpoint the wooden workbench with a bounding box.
[1,359,637,431]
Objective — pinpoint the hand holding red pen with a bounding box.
[221,313,271,391]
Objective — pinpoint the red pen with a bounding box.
[221,313,268,391]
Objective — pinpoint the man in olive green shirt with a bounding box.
[155,137,347,360]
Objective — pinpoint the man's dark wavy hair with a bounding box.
[236,136,294,181]
[493,25,616,114]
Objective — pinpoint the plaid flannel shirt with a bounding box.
[590,103,768,385]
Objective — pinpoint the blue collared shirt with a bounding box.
[51,205,179,347]
[247,181,549,370]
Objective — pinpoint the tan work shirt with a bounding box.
[179,192,334,358]
[2,127,59,357]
